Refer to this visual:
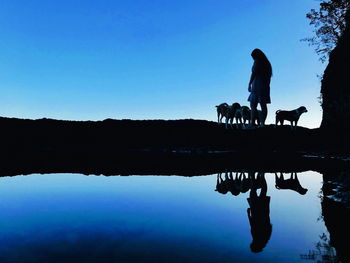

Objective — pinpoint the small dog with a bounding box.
[235,106,251,128]
[215,103,229,124]
[215,102,241,129]
[225,103,241,129]
[275,106,307,129]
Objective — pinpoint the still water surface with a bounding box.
[0,172,331,262]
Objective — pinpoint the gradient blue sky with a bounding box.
[0,0,325,127]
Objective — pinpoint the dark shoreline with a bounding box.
[1,116,349,177]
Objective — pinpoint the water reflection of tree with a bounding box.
[300,233,338,263]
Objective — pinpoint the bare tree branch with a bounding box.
[303,0,350,62]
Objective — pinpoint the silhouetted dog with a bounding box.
[216,103,229,124]
[235,106,251,128]
[275,106,308,129]
[275,172,308,195]
[225,103,241,129]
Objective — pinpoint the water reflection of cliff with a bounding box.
[320,169,350,263]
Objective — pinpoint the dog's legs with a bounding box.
[217,112,220,124]
[294,173,300,183]
[229,171,233,180]
[292,172,297,180]
[229,118,233,129]
[225,171,229,180]
[225,117,228,129]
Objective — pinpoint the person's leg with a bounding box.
[250,101,258,126]
[260,102,268,126]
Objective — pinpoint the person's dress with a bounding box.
[248,61,271,104]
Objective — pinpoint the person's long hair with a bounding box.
[251,49,272,79]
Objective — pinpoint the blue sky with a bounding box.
[0,0,324,127]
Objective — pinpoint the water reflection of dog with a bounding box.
[215,172,230,195]
[228,172,241,196]
[275,172,308,195]
[247,172,272,253]
[216,172,251,196]
[240,172,251,193]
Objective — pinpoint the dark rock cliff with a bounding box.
[321,11,350,129]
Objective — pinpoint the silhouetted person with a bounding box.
[275,172,308,195]
[247,172,272,253]
[215,172,229,195]
[248,49,272,127]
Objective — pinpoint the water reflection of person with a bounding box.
[247,172,272,253]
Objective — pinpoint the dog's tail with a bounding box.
[276,110,282,114]
[215,103,229,108]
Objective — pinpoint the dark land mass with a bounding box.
[0,116,349,177]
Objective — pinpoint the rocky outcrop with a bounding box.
[321,11,350,129]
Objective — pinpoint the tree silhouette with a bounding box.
[303,0,350,62]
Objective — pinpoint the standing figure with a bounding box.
[248,49,273,127]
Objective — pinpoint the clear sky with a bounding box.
[0,0,325,128]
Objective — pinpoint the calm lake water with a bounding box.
[0,172,334,262]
